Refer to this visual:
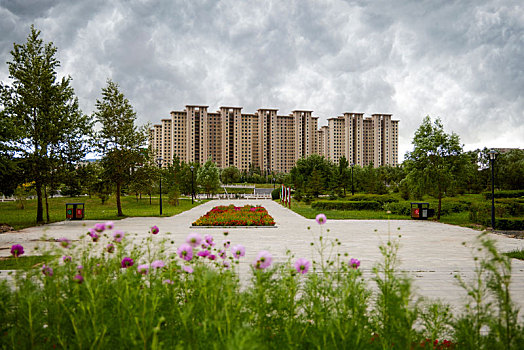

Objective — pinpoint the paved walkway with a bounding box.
[1,199,524,312]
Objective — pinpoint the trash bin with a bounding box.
[66,203,85,220]
[410,202,435,220]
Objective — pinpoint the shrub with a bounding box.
[346,194,399,204]
[483,190,524,199]
[384,202,411,216]
[271,188,280,200]
[493,218,524,231]
[312,200,382,211]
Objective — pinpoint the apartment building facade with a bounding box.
[150,105,398,172]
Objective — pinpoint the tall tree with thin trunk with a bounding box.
[404,116,465,219]
[93,79,148,216]
[0,25,92,223]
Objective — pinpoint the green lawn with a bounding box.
[280,200,408,220]
[0,195,203,230]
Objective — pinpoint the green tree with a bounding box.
[197,159,220,198]
[129,164,156,202]
[221,166,240,184]
[496,149,524,190]
[289,154,332,194]
[404,116,465,219]
[93,80,148,216]
[0,25,92,223]
[337,156,351,196]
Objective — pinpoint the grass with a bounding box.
[0,195,203,230]
[0,254,58,270]
[281,200,408,220]
[504,249,524,260]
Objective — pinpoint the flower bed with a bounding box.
[192,204,275,226]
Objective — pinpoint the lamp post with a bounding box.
[488,150,497,230]
[190,165,194,204]
[273,177,276,189]
[351,163,355,196]
[156,157,163,215]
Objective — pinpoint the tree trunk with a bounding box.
[116,182,124,216]
[36,181,44,223]
[437,191,442,220]
[44,185,50,223]
[149,193,152,205]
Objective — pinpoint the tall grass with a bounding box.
[1,223,523,348]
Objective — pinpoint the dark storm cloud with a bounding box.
[1,0,522,158]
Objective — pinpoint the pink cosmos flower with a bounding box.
[218,249,227,259]
[315,213,327,225]
[208,254,217,261]
[177,244,193,261]
[62,255,72,263]
[197,250,210,258]
[73,274,84,284]
[105,221,114,230]
[151,260,165,269]
[151,225,159,235]
[253,251,272,269]
[121,257,134,268]
[94,223,105,233]
[186,233,202,247]
[204,234,215,247]
[349,258,360,269]
[222,260,231,269]
[137,264,149,275]
[231,245,245,259]
[10,244,24,257]
[182,266,194,274]
[42,264,53,277]
[163,279,174,285]
[58,237,71,248]
[77,265,83,271]
[113,230,125,243]
[294,258,311,274]
[106,243,115,253]
[223,240,231,249]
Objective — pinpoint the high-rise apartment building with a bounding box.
[150,105,399,172]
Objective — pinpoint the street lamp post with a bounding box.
[488,150,497,230]
[273,177,276,189]
[190,165,195,204]
[351,163,355,196]
[156,157,163,215]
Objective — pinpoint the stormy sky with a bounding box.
[1,0,523,160]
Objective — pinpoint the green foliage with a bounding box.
[271,187,280,200]
[312,200,382,211]
[504,249,524,261]
[0,25,93,223]
[289,154,333,194]
[197,159,220,197]
[220,166,240,184]
[494,149,524,190]
[93,79,148,216]
[347,194,399,204]
[483,190,524,199]
[404,116,466,219]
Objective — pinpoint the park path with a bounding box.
[1,199,524,311]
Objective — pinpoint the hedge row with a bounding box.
[483,190,524,199]
[384,201,470,217]
[494,218,524,230]
[312,200,382,211]
[346,194,399,204]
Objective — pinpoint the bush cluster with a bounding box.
[483,190,524,199]
[312,200,382,211]
[346,194,399,204]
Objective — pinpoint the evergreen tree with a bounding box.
[0,25,92,223]
[197,159,220,198]
[93,80,148,216]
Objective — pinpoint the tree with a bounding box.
[289,154,332,194]
[404,116,465,219]
[197,159,220,198]
[221,166,240,184]
[0,26,92,223]
[93,80,148,216]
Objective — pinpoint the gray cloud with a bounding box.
[1,0,522,159]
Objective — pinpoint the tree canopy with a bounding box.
[93,79,148,216]
[404,116,465,219]
[0,25,92,222]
